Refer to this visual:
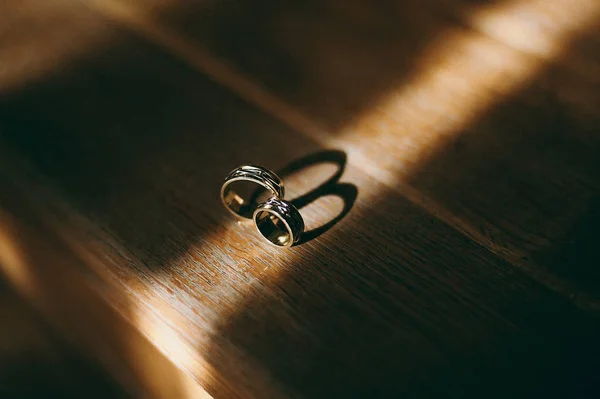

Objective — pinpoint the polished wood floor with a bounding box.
[1,0,599,397]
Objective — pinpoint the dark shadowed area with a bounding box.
[0,0,599,398]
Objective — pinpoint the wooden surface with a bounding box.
[0,279,129,398]
[1,0,600,397]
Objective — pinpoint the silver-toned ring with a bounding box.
[221,165,285,219]
[253,198,304,248]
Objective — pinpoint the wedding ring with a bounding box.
[253,198,304,247]
[221,165,285,219]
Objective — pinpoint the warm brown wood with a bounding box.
[0,180,213,399]
[0,280,128,398]
[1,0,600,398]
[77,0,600,307]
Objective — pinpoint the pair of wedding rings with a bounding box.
[220,165,304,248]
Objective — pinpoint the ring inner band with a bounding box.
[254,210,292,247]
[221,179,273,219]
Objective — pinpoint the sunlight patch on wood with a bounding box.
[462,0,600,58]
[0,214,34,298]
[330,0,600,186]
[0,0,116,95]
[131,307,214,398]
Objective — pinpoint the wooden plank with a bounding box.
[1,16,599,397]
[75,0,600,307]
[0,181,213,399]
[0,2,209,398]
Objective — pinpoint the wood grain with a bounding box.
[1,0,600,398]
[0,177,212,399]
[75,0,600,307]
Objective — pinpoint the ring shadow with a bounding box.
[248,149,358,245]
[291,182,358,245]
[278,150,358,245]
[276,149,347,191]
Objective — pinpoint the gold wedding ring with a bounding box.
[221,165,284,219]
[253,198,304,247]
[222,164,304,248]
